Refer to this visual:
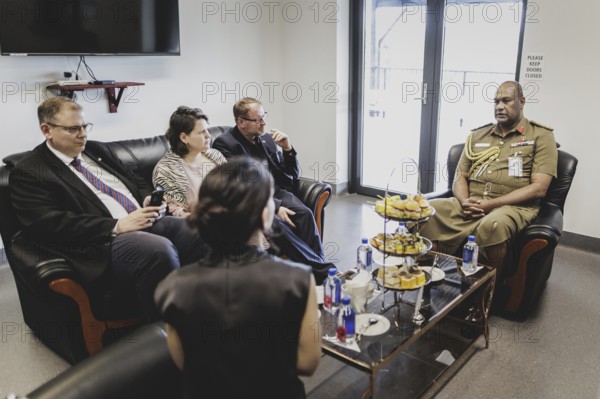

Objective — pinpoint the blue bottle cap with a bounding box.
[328,267,337,276]
[341,296,351,305]
[361,237,368,244]
[468,235,476,241]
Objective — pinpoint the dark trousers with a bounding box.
[273,189,332,284]
[107,216,206,321]
[276,188,324,256]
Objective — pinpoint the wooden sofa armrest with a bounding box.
[49,278,142,355]
[296,178,333,239]
[34,259,142,355]
[504,205,563,315]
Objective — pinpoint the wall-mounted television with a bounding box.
[0,0,180,56]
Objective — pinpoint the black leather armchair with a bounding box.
[425,143,578,320]
[26,323,182,399]
[0,126,332,363]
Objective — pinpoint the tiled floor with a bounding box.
[1,193,600,398]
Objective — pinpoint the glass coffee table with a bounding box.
[316,251,496,398]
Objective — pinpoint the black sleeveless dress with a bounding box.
[155,247,312,399]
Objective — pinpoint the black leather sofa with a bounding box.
[0,126,332,364]
[425,143,578,320]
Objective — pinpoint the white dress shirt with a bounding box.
[46,142,141,219]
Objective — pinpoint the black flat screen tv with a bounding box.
[0,0,180,55]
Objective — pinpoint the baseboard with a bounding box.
[330,181,348,195]
[560,231,600,255]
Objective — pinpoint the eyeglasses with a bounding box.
[239,112,268,124]
[47,122,94,134]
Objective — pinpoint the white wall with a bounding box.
[519,1,599,238]
[279,0,349,187]
[0,0,597,239]
[0,1,347,176]
[0,1,286,156]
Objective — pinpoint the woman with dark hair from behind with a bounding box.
[154,157,321,399]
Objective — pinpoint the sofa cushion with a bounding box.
[86,136,170,187]
[2,150,31,167]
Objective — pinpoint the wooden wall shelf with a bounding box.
[46,82,145,113]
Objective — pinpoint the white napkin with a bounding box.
[460,264,484,277]
[323,335,361,352]
[435,349,456,366]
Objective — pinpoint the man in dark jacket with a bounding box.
[212,98,331,282]
[10,96,205,321]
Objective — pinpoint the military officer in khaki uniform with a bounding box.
[420,81,558,279]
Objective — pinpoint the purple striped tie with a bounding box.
[71,158,138,213]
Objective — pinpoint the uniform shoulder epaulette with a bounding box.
[470,122,493,133]
[530,120,554,131]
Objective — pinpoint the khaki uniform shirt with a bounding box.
[421,117,558,255]
[458,117,558,205]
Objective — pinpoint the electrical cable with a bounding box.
[82,56,98,81]
[74,56,98,81]
[75,56,83,80]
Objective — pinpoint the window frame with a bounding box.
[349,0,528,196]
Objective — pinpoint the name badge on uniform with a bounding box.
[510,140,535,148]
[508,156,523,177]
[474,143,491,148]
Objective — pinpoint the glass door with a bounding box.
[353,0,525,196]
[434,1,523,191]
[361,0,428,194]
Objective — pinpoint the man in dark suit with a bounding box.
[10,97,205,321]
[212,98,331,282]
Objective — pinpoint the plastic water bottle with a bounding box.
[462,235,479,272]
[324,268,341,314]
[336,296,356,343]
[396,222,409,236]
[357,238,373,272]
